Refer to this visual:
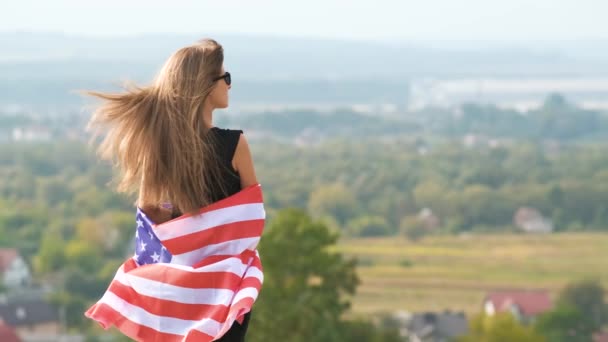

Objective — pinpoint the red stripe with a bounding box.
[248,255,263,269]
[156,184,263,227]
[239,276,263,290]
[214,297,256,339]
[183,329,218,342]
[123,258,138,272]
[192,250,257,268]
[230,297,255,316]
[164,219,264,254]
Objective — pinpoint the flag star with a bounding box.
[135,229,139,238]
[140,241,147,252]
[151,252,161,263]
[136,219,144,228]
[148,231,154,239]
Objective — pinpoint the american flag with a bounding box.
[85,184,266,341]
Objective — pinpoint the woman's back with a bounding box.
[204,127,243,202]
[169,127,243,218]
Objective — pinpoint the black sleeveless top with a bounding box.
[171,127,242,218]
[206,127,243,202]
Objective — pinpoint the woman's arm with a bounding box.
[138,184,173,224]
[233,133,258,189]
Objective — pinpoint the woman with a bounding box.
[84,39,264,342]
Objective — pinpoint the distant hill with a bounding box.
[2,32,608,80]
[1,32,608,107]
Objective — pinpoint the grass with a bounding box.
[336,232,608,317]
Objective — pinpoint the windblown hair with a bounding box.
[85,39,226,214]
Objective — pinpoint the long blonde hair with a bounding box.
[86,39,226,214]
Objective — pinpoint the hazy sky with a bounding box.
[2,0,607,41]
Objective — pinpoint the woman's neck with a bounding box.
[202,104,214,128]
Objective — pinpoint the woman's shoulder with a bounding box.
[210,126,243,136]
[209,127,244,161]
[209,127,243,149]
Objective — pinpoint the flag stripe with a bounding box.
[114,263,263,301]
[163,219,264,255]
[171,237,260,266]
[127,267,252,290]
[114,268,236,306]
[153,203,265,241]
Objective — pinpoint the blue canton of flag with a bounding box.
[133,209,173,265]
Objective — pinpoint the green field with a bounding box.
[336,233,608,317]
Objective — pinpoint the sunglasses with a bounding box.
[213,72,231,86]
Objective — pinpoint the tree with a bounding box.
[533,280,608,341]
[556,279,607,334]
[308,183,358,226]
[534,304,588,342]
[346,215,392,237]
[34,234,66,274]
[400,215,427,241]
[458,312,545,342]
[339,318,402,342]
[248,208,361,342]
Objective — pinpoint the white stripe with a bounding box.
[232,287,260,304]
[243,266,264,282]
[100,291,223,337]
[171,238,260,265]
[154,204,265,240]
[114,268,236,306]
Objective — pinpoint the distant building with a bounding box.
[408,78,608,111]
[0,249,31,289]
[294,127,323,146]
[404,310,468,342]
[513,207,554,233]
[0,299,61,341]
[418,208,441,231]
[12,126,52,142]
[594,330,608,342]
[484,290,552,324]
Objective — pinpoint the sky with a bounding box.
[1,0,607,42]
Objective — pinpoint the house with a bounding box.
[594,330,608,342]
[418,208,441,231]
[0,322,21,342]
[513,207,553,234]
[12,126,52,142]
[484,290,552,324]
[404,310,468,342]
[294,127,323,147]
[0,299,61,341]
[0,249,31,289]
